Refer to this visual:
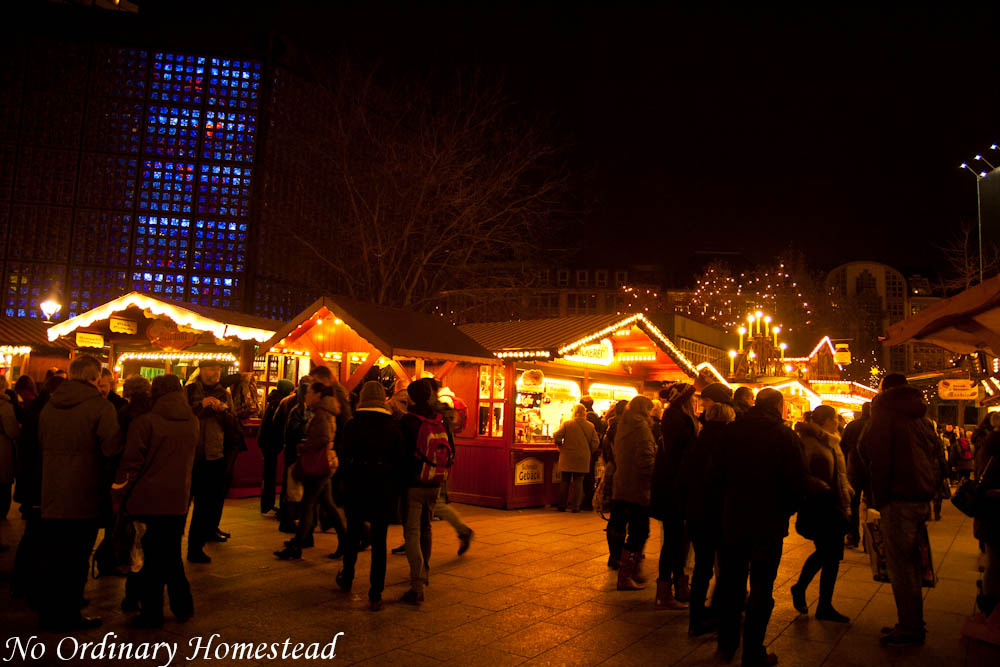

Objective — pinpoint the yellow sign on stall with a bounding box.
[75,332,105,348]
[938,379,978,401]
[514,457,544,485]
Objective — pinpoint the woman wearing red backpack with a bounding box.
[953,430,976,483]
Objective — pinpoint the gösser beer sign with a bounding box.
[938,379,979,401]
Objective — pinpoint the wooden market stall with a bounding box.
[458,312,700,509]
[45,292,280,496]
[257,296,501,502]
[0,317,72,382]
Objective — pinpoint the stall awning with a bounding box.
[262,296,498,364]
[459,312,699,377]
[0,317,71,350]
[46,292,279,343]
[884,275,1000,356]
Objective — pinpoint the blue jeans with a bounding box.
[881,501,930,634]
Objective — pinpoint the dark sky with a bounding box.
[171,2,1000,278]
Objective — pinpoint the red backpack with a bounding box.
[414,413,455,484]
[958,438,973,460]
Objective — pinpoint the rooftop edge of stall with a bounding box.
[46,292,278,344]
[459,312,700,377]
[262,296,499,365]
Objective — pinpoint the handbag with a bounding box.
[952,456,994,518]
[299,440,334,478]
[285,465,304,502]
[864,516,936,587]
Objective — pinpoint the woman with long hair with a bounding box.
[275,382,340,559]
[609,396,658,590]
[791,405,853,623]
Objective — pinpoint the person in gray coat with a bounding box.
[554,404,599,512]
[37,355,121,632]
[113,374,199,628]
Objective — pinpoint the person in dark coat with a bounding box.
[13,375,36,422]
[683,402,735,635]
[791,406,853,624]
[37,356,121,632]
[733,386,754,420]
[334,381,404,610]
[609,396,658,592]
[652,382,699,609]
[259,379,294,514]
[98,368,128,412]
[276,375,312,532]
[712,388,808,666]
[840,401,869,548]
[0,376,20,525]
[856,373,940,648]
[975,414,1000,620]
[118,376,152,438]
[113,374,199,628]
[10,375,63,603]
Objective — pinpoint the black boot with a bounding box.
[607,529,625,570]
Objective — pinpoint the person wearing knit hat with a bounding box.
[259,378,296,515]
[356,380,388,410]
[699,382,733,410]
[651,380,700,610]
[334,381,403,610]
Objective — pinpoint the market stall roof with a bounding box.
[884,274,1000,356]
[459,312,699,377]
[262,296,498,364]
[0,317,72,350]
[46,292,278,343]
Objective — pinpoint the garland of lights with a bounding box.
[114,351,239,374]
[0,346,32,356]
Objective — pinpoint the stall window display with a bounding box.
[514,371,582,443]
[478,365,505,437]
[588,382,638,416]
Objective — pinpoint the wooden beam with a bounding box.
[436,361,457,381]
[345,352,379,392]
[415,358,425,379]
[386,358,410,386]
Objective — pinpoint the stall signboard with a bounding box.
[514,457,544,485]
[146,320,200,351]
[938,379,979,401]
[75,332,105,348]
[110,316,138,335]
[564,338,614,366]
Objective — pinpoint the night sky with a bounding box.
[175,2,1000,278]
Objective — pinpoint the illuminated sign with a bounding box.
[514,457,544,485]
[75,332,105,348]
[938,379,979,401]
[564,338,614,366]
[109,316,138,335]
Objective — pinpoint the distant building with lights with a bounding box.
[0,2,352,324]
[825,261,948,374]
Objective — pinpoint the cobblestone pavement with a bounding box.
[2,497,999,666]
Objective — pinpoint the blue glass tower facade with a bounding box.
[0,38,261,318]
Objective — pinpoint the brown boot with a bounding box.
[655,578,688,610]
[674,573,691,603]
[617,550,646,590]
[607,529,625,570]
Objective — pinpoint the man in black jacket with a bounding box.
[37,356,121,632]
[857,373,939,648]
[334,381,404,610]
[840,401,870,548]
[712,388,807,666]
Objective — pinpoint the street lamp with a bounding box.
[976,154,997,170]
[960,162,988,283]
[40,298,61,323]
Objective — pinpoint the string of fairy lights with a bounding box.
[677,263,815,332]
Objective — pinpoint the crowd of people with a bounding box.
[2,355,999,661]
[0,356,473,631]
[584,373,1000,666]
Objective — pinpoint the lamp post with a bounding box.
[960,161,988,283]
[728,349,737,375]
[738,326,746,352]
[763,315,772,338]
[772,325,781,346]
[779,342,787,359]
[747,314,755,339]
[754,311,763,335]
[40,298,61,324]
